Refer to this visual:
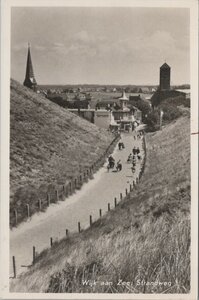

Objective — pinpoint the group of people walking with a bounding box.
[107,132,143,174]
[107,155,122,172]
[118,142,125,150]
[127,146,142,173]
[133,131,143,140]
[107,140,126,172]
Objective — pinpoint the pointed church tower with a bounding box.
[23,43,37,91]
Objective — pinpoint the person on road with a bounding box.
[116,160,122,172]
[118,142,125,150]
[108,155,114,162]
[133,147,137,155]
[131,166,135,173]
[136,147,140,155]
[132,155,136,167]
[127,153,132,163]
[108,155,115,169]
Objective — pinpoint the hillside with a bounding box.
[10,79,114,225]
[10,113,190,293]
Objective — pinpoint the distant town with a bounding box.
[23,44,190,132]
[38,83,190,94]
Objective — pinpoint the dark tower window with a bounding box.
[159,63,170,91]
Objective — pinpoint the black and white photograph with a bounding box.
[0,0,198,299]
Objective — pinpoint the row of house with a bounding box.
[68,90,142,132]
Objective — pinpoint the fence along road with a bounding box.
[10,131,145,277]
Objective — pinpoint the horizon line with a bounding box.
[38,83,159,86]
[11,78,190,87]
[36,82,190,87]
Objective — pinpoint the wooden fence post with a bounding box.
[14,209,18,226]
[89,215,92,226]
[47,194,51,206]
[69,182,72,194]
[65,185,68,197]
[66,229,68,236]
[99,209,102,217]
[140,167,143,175]
[120,193,123,201]
[78,222,81,233]
[125,188,128,196]
[56,190,59,202]
[79,175,82,186]
[114,197,117,207]
[26,204,30,218]
[12,256,16,278]
[38,199,42,210]
[108,203,110,211]
[33,246,36,264]
[50,237,53,247]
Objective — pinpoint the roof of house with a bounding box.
[160,62,170,69]
[112,108,130,113]
[129,95,142,101]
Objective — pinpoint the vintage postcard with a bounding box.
[0,0,198,299]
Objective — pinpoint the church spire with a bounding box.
[23,43,37,91]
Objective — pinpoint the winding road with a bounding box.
[10,131,144,277]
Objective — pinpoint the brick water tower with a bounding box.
[159,62,170,90]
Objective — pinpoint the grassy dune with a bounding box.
[10,79,114,226]
[10,112,190,294]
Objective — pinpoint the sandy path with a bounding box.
[10,132,144,276]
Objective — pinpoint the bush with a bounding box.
[129,99,151,123]
[145,110,160,132]
[145,95,187,131]
[47,95,68,108]
[163,96,190,108]
[160,103,182,122]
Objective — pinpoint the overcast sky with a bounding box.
[11,7,190,85]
